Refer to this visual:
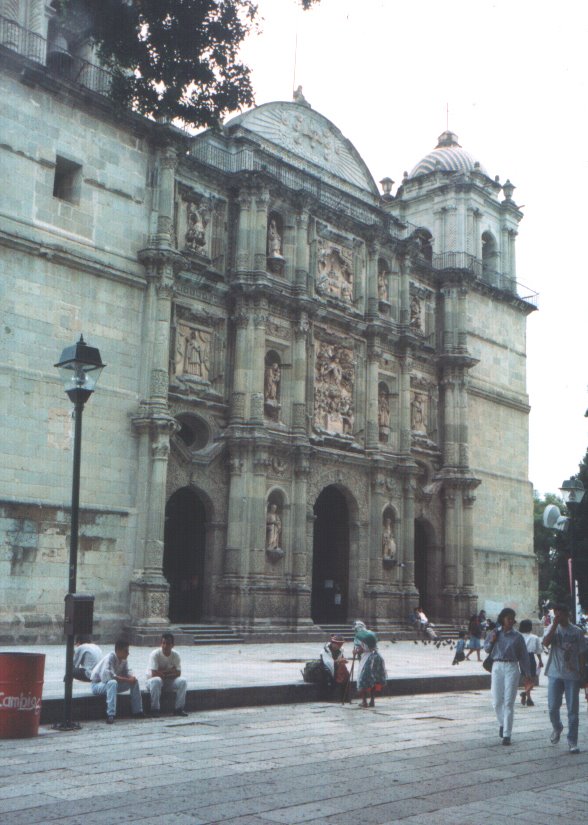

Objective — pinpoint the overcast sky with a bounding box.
[239,0,588,497]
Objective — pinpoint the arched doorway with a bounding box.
[163,487,206,623]
[311,486,349,624]
[414,518,431,614]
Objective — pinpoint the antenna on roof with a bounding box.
[292,31,298,96]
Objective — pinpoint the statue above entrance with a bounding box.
[313,340,355,437]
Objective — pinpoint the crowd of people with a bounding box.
[73,632,189,724]
[75,605,587,751]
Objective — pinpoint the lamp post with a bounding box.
[54,336,105,731]
[559,477,585,624]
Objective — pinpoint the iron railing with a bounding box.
[0,14,112,95]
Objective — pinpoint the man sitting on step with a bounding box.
[146,632,188,717]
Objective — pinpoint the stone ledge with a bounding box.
[39,673,490,725]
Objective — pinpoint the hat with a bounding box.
[330,634,344,645]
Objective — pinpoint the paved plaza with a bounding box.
[2,684,588,825]
[1,640,487,699]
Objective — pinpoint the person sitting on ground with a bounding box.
[146,632,188,717]
[353,621,387,708]
[72,635,102,682]
[519,619,543,707]
[91,638,144,724]
[319,634,350,701]
[452,631,466,665]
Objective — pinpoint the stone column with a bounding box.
[366,344,380,449]
[251,304,267,424]
[235,190,253,272]
[462,484,478,593]
[441,370,457,467]
[292,313,309,433]
[442,486,458,600]
[399,252,410,326]
[254,191,270,271]
[230,308,250,423]
[366,240,379,318]
[224,450,247,579]
[399,353,412,454]
[294,207,310,292]
[401,474,416,591]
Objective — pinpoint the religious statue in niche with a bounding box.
[184,202,207,251]
[410,295,423,332]
[266,503,282,552]
[316,242,354,303]
[382,516,397,560]
[267,218,283,259]
[174,323,210,381]
[378,266,389,302]
[313,342,355,436]
[378,388,390,441]
[264,360,281,421]
[411,393,427,434]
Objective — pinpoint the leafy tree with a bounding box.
[55,0,319,129]
[566,449,588,610]
[533,491,569,609]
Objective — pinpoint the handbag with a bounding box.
[482,631,498,672]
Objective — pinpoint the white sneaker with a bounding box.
[569,744,580,754]
[550,728,562,744]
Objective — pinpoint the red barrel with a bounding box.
[0,652,45,738]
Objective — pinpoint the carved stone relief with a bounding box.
[173,323,211,381]
[313,341,355,436]
[378,387,390,442]
[382,514,397,560]
[411,392,427,434]
[316,240,354,303]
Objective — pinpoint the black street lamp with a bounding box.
[54,336,105,731]
[559,477,585,624]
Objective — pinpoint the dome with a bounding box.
[408,131,487,178]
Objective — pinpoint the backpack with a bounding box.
[302,659,325,683]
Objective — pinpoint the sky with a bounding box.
[238,0,588,497]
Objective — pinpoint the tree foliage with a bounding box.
[55,0,320,129]
[533,491,569,608]
[566,448,588,609]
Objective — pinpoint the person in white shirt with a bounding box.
[91,639,144,724]
[73,635,102,682]
[518,619,543,707]
[146,633,188,717]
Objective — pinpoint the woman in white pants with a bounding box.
[484,608,533,745]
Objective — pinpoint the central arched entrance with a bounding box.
[163,487,206,623]
[311,486,350,624]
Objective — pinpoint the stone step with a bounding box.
[173,624,245,646]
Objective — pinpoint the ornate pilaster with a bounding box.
[292,313,309,434]
[366,343,381,448]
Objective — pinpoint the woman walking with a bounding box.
[484,607,533,745]
[353,621,387,708]
[465,613,483,661]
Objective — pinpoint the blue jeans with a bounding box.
[547,676,580,745]
[91,679,143,718]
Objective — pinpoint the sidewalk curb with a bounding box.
[40,672,490,724]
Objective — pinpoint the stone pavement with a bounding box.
[2,687,588,825]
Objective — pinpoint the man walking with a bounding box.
[543,603,587,753]
[146,632,188,717]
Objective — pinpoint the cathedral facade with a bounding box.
[0,3,537,641]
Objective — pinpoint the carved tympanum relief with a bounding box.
[313,341,355,436]
[316,241,353,303]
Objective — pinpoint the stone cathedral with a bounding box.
[0,3,538,642]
